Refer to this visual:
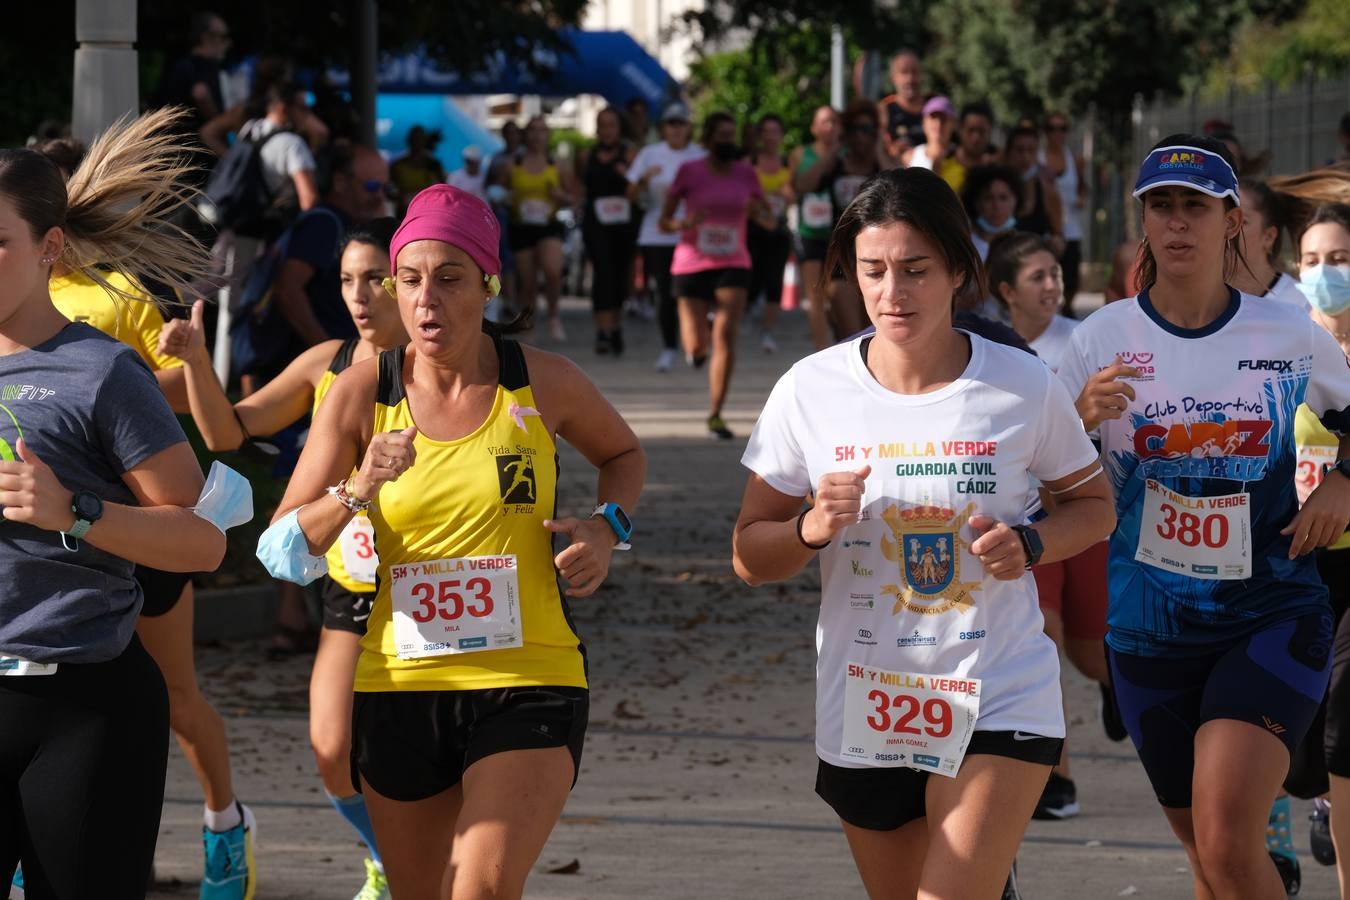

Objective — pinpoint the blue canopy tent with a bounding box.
[327,28,681,119]
[377,95,501,175]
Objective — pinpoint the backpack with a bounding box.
[201,126,291,239]
[228,207,343,382]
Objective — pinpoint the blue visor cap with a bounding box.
[1132,145,1240,205]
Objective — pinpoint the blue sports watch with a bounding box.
[591,502,633,551]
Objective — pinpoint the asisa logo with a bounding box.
[1156,150,1205,170]
[1118,352,1156,380]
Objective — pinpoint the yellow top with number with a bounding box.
[315,339,378,594]
[49,270,182,373]
[354,338,587,692]
[1294,404,1350,552]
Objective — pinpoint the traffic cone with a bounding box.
[781,255,799,311]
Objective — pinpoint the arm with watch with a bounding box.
[1284,439,1350,559]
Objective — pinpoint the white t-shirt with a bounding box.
[447,168,487,202]
[238,119,315,196]
[1267,272,1311,313]
[627,141,707,247]
[1041,148,1083,241]
[742,333,1098,767]
[1028,314,1079,372]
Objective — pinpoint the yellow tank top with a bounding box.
[49,270,182,373]
[757,163,791,224]
[510,163,560,225]
[314,340,377,595]
[1294,404,1350,551]
[354,338,587,692]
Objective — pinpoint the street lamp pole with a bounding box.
[72,0,139,143]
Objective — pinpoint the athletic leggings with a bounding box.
[747,223,791,309]
[642,244,679,351]
[0,635,169,899]
[584,223,635,315]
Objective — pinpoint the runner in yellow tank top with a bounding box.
[504,115,576,342]
[266,185,645,899]
[160,219,404,900]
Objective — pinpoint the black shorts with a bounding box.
[134,565,192,618]
[1109,609,1333,808]
[1288,549,1350,796]
[796,235,830,263]
[351,685,588,802]
[320,576,376,635]
[509,222,564,252]
[672,267,752,303]
[815,730,1062,831]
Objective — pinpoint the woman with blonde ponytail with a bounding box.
[0,107,227,899]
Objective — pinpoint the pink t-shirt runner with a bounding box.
[667,158,763,275]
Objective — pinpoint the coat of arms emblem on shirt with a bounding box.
[880,502,981,615]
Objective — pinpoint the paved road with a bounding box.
[151,299,1334,898]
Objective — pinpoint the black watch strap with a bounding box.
[1012,525,1044,568]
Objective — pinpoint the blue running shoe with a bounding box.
[10,864,23,900]
[200,802,257,900]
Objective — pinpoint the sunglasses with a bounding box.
[1046,123,1068,133]
[363,180,397,198]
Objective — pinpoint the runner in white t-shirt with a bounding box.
[1058,135,1350,899]
[734,167,1114,898]
[627,104,706,371]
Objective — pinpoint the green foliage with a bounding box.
[1206,0,1350,91]
[685,25,836,149]
[0,0,588,147]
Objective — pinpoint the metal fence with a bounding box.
[1133,73,1350,177]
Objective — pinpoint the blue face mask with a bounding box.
[977,215,1017,235]
[193,461,254,534]
[256,507,329,586]
[1298,264,1350,316]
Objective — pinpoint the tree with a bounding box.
[0,0,588,146]
[685,26,835,149]
[1206,0,1350,91]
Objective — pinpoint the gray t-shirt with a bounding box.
[0,323,186,663]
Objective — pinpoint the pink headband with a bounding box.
[390,185,501,282]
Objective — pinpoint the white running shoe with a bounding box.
[760,332,778,354]
[654,348,677,372]
[548,317,567,342]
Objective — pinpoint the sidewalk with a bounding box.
[153,299,1334,899]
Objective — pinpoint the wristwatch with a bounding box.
[1333,459,1350,482]
[1011,524,1044,569]
[67,490,104,539]
[591,502,633,551]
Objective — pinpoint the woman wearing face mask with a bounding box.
[797,100,887,341]
[660,112,774,439]
[1003,126,1065,259]
[579,107,637,356]
[1284,203,1350,897]
[962,166,1021,264]
[627,104,705,372]
[159,218,404,900]
[1059,136,1350,899]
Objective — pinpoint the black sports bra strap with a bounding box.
[376,345,407,407]
[496,336,530,391]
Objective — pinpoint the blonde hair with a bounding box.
[3,106,213,306]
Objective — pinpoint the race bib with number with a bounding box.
[0,656,58,676]
[338,516,378,585]
[696,223,740,257]
[1296,444,1336,505]
[833,175,867,209]
[839,662,980,776]
[520,199,552,226]
[390,555,523,659]
[1135,479,1251,579]
[594,196,631,225]
[801,193,833,230]
[767,193,788,220]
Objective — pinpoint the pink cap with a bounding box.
[390,184,500,278]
